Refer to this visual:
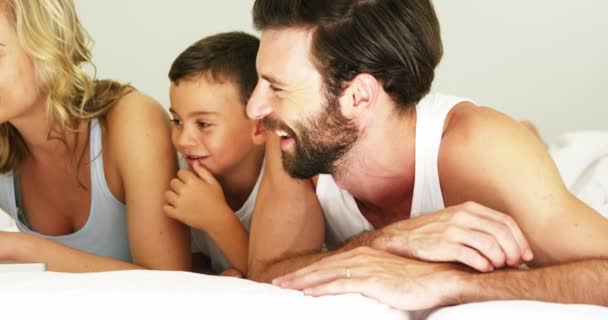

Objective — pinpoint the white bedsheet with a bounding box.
[549,131,608,217]
[1,270,606,320]
[0,270,408,320]
[426,301,608,320]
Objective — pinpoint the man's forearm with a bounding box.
[250,230,384,283]
[457,259,608,306]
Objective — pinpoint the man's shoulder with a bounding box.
[438,104,548,204]
[441,105,520,152]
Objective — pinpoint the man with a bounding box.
[246,0,608,310]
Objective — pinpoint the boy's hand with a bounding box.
[220,268,244,278]
[164,161,231,231]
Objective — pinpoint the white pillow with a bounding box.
[0,207,18,232]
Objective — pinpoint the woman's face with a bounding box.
[0,8,44,126]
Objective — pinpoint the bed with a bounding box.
[0,270,606,320]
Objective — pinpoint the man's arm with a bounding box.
[273,247,608,310]
[275,105,608,308]
[258,230,398,283]
[251,135,533,282]
[249,135,433,282]
[248,135,326,282]
[439,104,608,265]
[246,134,384,281]
[459,259,608,305]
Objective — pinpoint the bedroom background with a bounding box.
[1,3,607,317]
[76,0,608,141]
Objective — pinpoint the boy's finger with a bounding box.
[164,190,179,206]
[177,169,196,184]
[163,205,177,218]
[192,161,217,184]
[169,178,185,193]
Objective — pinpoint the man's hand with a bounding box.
[164,161,231,231]
[374,201,533,272]
[273,246,469,310]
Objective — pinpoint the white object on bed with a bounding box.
[549,131,608,218]
[0,260,46,272]
[0,207,18,232]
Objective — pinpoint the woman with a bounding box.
[0,0,190,271]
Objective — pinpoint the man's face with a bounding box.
[247,28,358,179]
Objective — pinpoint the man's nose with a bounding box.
[247,84,273,120]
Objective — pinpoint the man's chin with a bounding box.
[281,158,325,180]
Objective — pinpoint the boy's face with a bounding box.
[169,75,259,176]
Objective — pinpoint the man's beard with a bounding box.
[263,94,359,179]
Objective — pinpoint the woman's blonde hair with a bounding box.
[0,0,131,173]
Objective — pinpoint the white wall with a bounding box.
[75,0,256,112]
[434,0,608,140]
[76,0,607,141]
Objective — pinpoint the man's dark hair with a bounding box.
[253,0,442,110]
[169,31,260,105]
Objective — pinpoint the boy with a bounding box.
[164,32,265,276]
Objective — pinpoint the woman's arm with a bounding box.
[1,231,140,271]
[1,92,191,272]
[105,91,191,271]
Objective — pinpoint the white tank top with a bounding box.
[317,93,471,248]
[0,119,132,261]
[190,163,264,273]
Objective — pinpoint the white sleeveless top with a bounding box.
[0,119,132,262]
[317,93,471,248]
[190,164,264,273]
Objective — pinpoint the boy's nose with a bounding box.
[177,128,196,149]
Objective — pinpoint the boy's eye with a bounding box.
[197,121,211,128]
[170,118,182,126]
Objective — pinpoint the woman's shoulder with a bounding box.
[105,90,169,127]
[101,89,174,166]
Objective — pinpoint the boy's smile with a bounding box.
[182,153,210,169]
[169,74,261,178]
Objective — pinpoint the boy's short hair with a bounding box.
[169,32,260,105]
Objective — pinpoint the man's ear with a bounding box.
[339,73,379,120]
[251,120,266,145]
